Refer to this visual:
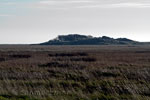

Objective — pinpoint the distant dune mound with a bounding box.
[40,34,139,45]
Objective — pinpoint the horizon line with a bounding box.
[0,34,150,44]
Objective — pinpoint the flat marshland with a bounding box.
[0,45,150,100]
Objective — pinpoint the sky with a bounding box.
[0,0,150,44]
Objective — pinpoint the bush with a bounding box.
[0,58,5,62]
[48,52,88,57]
[10,54,31,59]
[70,57,96,62]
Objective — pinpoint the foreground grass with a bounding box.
[0,45,150,100]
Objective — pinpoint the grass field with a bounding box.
[0,45,150,100]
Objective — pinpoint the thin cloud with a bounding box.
[32,0,150,10]
[111,3,150,8]
[38,0,94,5]
[77,3,150,8]
[28,0,94,10]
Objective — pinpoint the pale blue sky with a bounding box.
[0,0,150,44]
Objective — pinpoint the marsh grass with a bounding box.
[0,45,150,99]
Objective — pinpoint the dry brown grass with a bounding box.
[0,45,150,100]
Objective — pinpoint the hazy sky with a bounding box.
[0,0,150,44]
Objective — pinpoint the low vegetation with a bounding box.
[0,45,150,100]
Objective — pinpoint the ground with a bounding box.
[0,45,150,100]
